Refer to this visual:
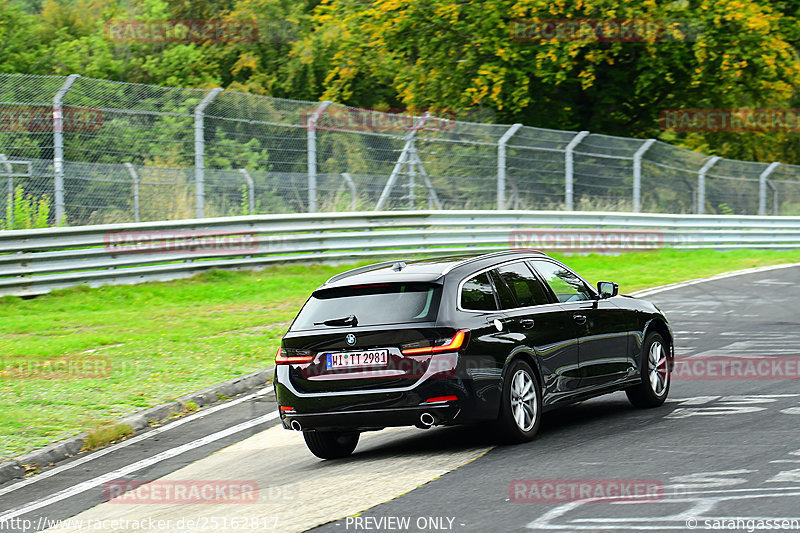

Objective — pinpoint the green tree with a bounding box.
[0,0,49,73]
[307,0,800,160]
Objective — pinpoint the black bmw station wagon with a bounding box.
[275,251,673,459]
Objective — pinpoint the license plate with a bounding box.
[327,349,389,369]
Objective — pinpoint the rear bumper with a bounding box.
[280,404,462,432]
[274,361,500,431]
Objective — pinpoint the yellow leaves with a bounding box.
[231,54,259,76]
[375,0,406,12]
[434,3,460,24]
[491,85,504,109]
[577,68,595,90]
[463,86,487,107]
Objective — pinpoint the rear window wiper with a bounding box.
[314,315,358,327]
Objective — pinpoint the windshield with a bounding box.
[291,282,442,331]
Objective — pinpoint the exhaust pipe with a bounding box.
[419,412,435,428]
[290,420,302,431]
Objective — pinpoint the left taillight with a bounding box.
[275,347,314,365]
[401,329,470,355]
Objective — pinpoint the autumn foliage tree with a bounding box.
[3,0,800,163]
[306,0,800,161]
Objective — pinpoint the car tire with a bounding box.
[303,430,359,459]
[626,332,670,408]
[496,359,542,443]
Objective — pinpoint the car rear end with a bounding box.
[274,279,472,432]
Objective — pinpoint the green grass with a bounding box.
[80,422,134,453]
[1,249,798,459]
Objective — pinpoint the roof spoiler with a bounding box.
[324,260,400,285]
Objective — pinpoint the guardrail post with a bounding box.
[194,88,223,219]
[564,131,589,211]
[123,163,140,222]
[497,123,522,210]
[697,156,720,215]
[53,74,80,225]
[758,162,780,215]
[306,101,332,213]
[239,169,256,214]
[341,173,357,211]
[632,139,656,213]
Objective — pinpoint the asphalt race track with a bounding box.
[1,264,799,533]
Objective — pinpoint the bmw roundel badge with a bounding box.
[346,334,356,346]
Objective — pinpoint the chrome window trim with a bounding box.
[440,250,543,276]
[456,257,558,313]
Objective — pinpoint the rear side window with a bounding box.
[291,283,441,330]
[494,262,551,308]
[460,272,498,311]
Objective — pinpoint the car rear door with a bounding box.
[490,261,581,405]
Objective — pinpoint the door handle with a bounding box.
[520,319,535,329]
[572,313,587,325]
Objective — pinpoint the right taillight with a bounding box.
[401,330,469,355]
[275,347,314,364]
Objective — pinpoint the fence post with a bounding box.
[123,163,140,222]
[497,123,522,210]
[697,156,720,214]
[758,162,780,215]
[53,74,80,225]
[194,87,223,219]
[407,148,442,210]
[564,131,589,211]
[341,173,357,211]
[376,113,430,211]
[306,101,332,213]
[632,139,656,213]
[765,180,779,215]
[0,154,13,221]
[407,149,417,209]
[239,169,255,214]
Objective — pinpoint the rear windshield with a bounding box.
[291,282,442,331]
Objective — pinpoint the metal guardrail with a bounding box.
[1,210,799,297]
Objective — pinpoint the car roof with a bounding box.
[320,250,548,289]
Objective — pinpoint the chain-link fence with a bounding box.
[2,72,800,227]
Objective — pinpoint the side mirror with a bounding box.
[597,281,619,299]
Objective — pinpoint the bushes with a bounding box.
[1,186,51,230]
